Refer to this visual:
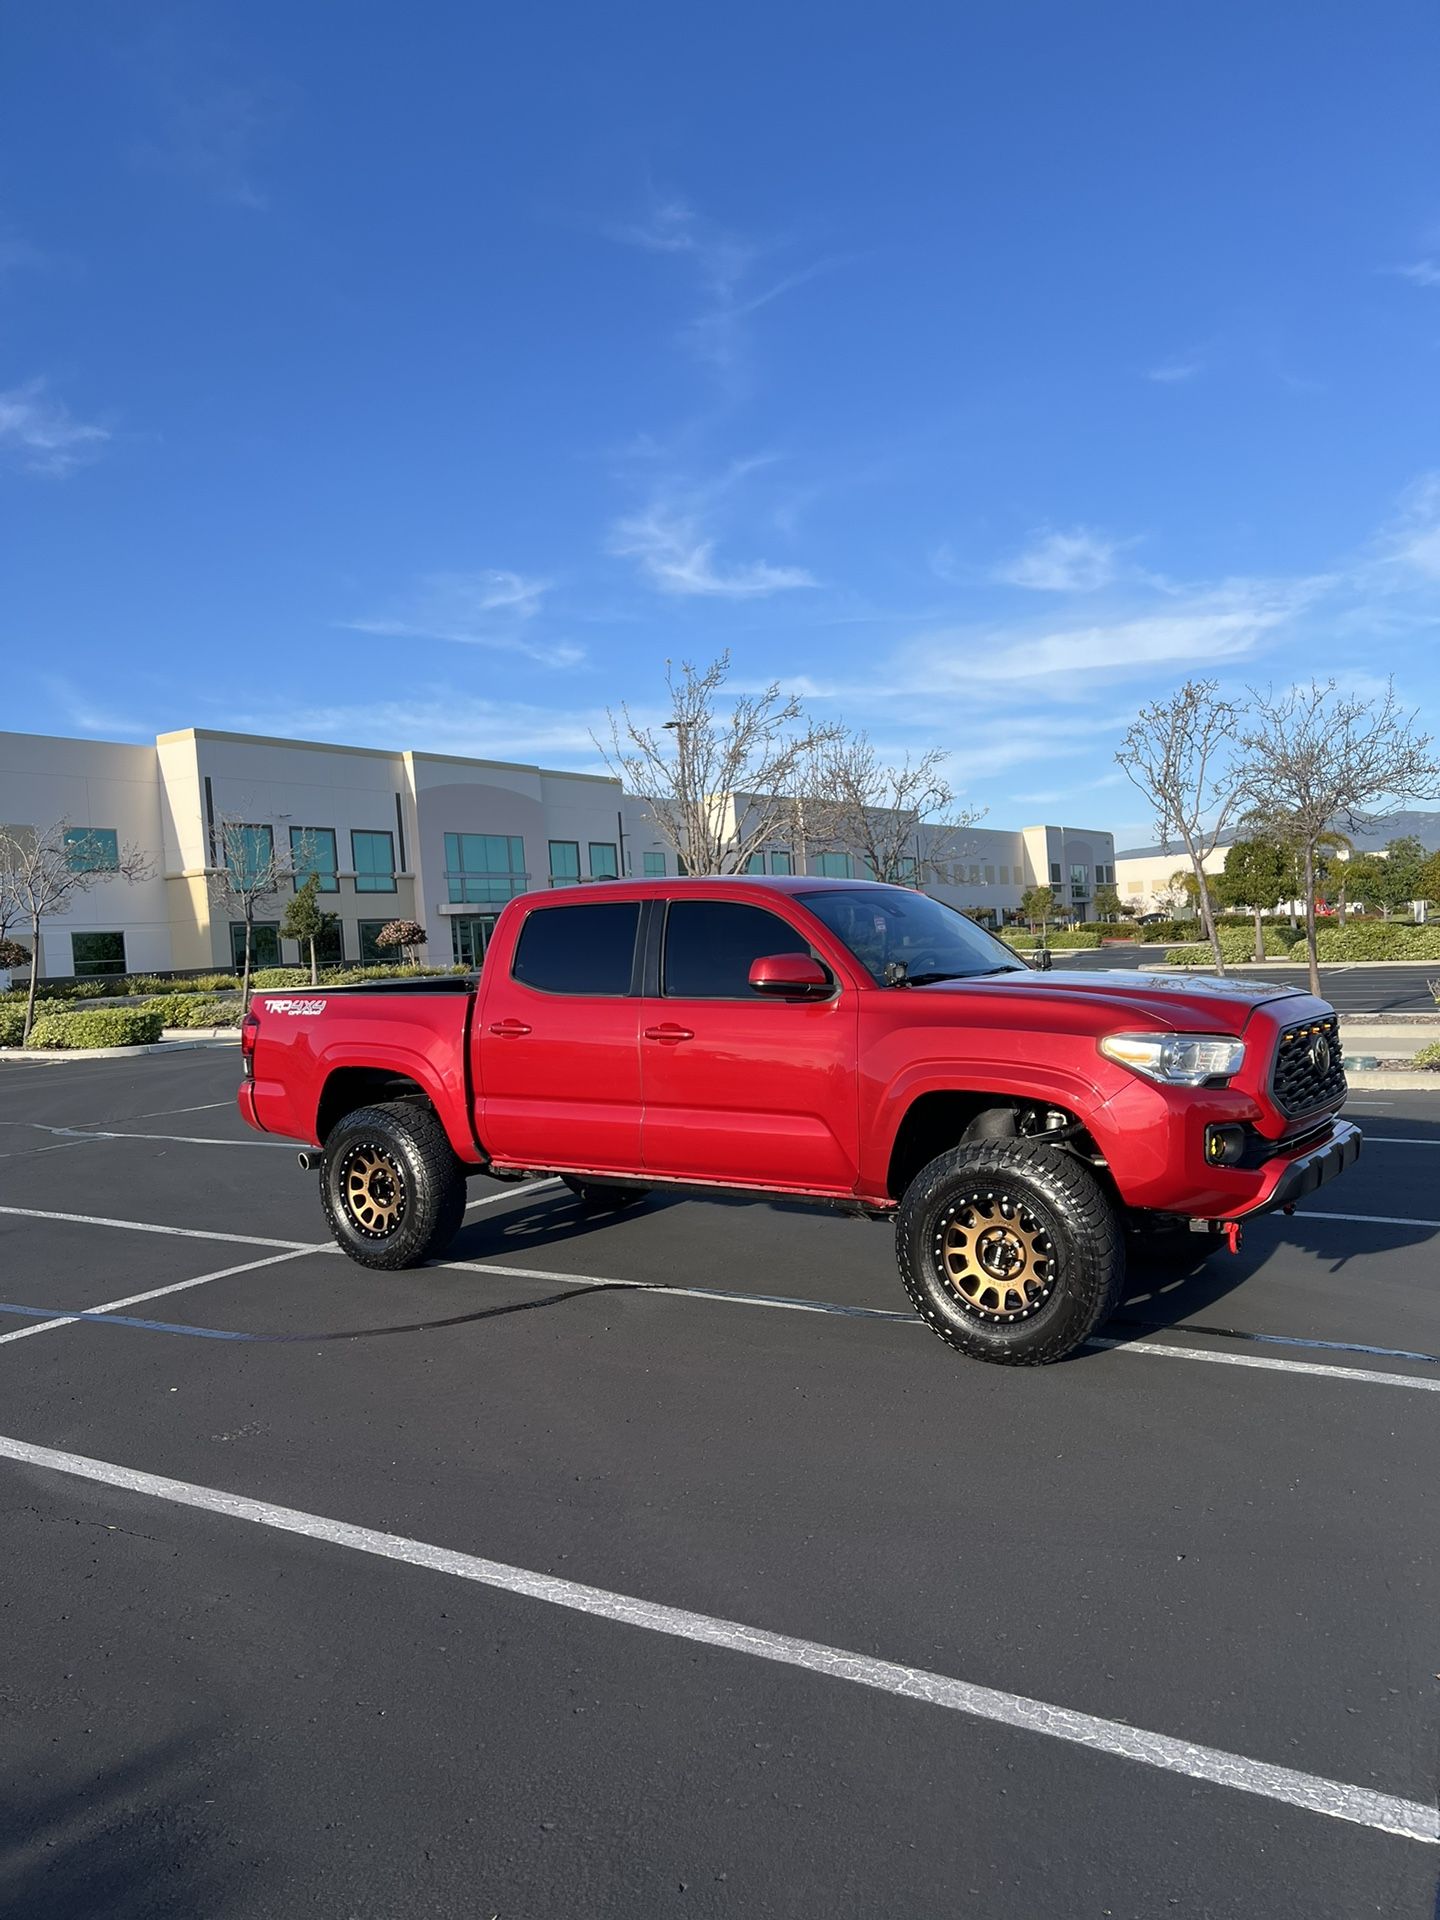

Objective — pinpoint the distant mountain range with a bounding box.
[1116,810,1440,860]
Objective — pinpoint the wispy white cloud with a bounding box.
[1393,259,1440,289]
[609,502,816,598]
[339,571,581,666]
[1145,359,1203,384]
[609,191,850,383]
[223,690,619,769]
[0,379,109,476]
[903,579,1318,689]
[133,83,275,210]
[42,677,151,740]
[995,527,1121,593]
[1378,472,1440,580]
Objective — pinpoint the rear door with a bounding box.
[639,895,861,1192]
[476,896,645,1174]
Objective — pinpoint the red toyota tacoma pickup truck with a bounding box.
[238,876,1359,1365]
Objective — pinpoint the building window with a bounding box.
[227,825,275,889]
[643,851,666,876]
[549,840,581,887]
[64,828,119,873]
[1050,862,1062,885]
[444,832,527,904]
[71,930,126,977]
[357,920,394,963]
[290,827,339,892]
[769,850,793,875]
[512,902,641,996]
[588,842,619,880]
[352,830,396,893]
[745,852,766,875]
[450,916,497,968]
[998,865,1009,885]
[984,864,995,884]
[230,922,281,970]
[897,854,917,884]
[968,863,981,884]
[1126,880,1144,896]
[814,852,852,878]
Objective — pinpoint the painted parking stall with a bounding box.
[0,1049,1436,1918]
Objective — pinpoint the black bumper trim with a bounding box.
[1242,1120,1363,1219]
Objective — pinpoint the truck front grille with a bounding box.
[1271,1014,1346,1116]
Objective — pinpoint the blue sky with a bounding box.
[3,1,1439,845]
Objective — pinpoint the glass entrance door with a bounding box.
[450,915,498,967]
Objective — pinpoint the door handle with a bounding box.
[489,1019,533,1037]
[643,1024,694,1044]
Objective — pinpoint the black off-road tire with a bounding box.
[560,1174,649,1213]
[895,1140,1124,1365]
[321,1102,467,1270]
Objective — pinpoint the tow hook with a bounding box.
[1223,1220,1244,1256]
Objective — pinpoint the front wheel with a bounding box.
[321,1102,467,1270]
[895,1141,1124,1365]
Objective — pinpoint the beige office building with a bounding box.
[1,725,1116,978]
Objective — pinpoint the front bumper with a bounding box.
[1233,1118,1362,1220]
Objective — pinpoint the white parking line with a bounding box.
[0,1204,310,1249]
[1294,1208,1440,1229]
[1087,1337,1440,1392]
[37,1126,293,1150]
[1363,1137,1440,1146]
[0,1432,1432,1844]
[0,1248,321,1346]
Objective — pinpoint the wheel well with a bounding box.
[316,1068,434,1144]
[886,1092,1099,1200]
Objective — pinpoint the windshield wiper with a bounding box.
[900,966,1022,985]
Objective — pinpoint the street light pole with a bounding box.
[663,719,692,874]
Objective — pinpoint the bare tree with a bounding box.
[596,653,840,875]
[208,818,323,1007]
[0,821,154,1041]
[809,735,986,884]
[1116,679,1244,974]
[1237,678,1440,995]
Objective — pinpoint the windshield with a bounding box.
[796,888,1027,985]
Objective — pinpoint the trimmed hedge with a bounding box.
[26,1008,166,1049]
[249,967,311,988]
[1313,924,1440,961]
[143,995,244,1029]
[0,999,72,1043]
[1166,927,1304,964]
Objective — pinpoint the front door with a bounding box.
[476,896,644,1175]
[639,896,860,1193]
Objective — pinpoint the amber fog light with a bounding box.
[1204,1124,1245,1167]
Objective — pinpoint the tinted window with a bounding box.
[799,887,1024,984]
[512,902,640,995]
[663,900,810,999]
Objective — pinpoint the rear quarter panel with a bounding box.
[247,989,476,1157]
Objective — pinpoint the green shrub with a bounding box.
[142,994,244,1029]
[250,967,310,988]
[1414,1041,1440,1071]
[25,1007,166,1049]
[1,998,71,1039]
[1313,924,1440,961]
[1162,928,1299,964]
[315,963,459,985]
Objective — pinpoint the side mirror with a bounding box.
[748,952,833,998]
[1032,946,1053,971]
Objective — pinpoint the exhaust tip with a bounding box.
[297,1149,321,1172]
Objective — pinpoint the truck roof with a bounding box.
[535,874,897,901]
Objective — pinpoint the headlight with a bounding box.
[1099,1032,1246,1086]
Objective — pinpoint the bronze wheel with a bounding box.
[935,1190,1055,1322]
[339,1140,408,1239]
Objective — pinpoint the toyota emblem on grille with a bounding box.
[1309,1035,1332,1076]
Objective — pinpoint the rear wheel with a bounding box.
[321,1102,466,1269]
[560,1174,649,1213]
[895,1140,1124,1365]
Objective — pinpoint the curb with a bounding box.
[0,1034,238,1064]
[1345,1070,1440,1091]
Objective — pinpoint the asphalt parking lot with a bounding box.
[1061,949,1440,1014]
[0,1047,1436,1918]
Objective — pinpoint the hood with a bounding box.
[919,967,1308,1034]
